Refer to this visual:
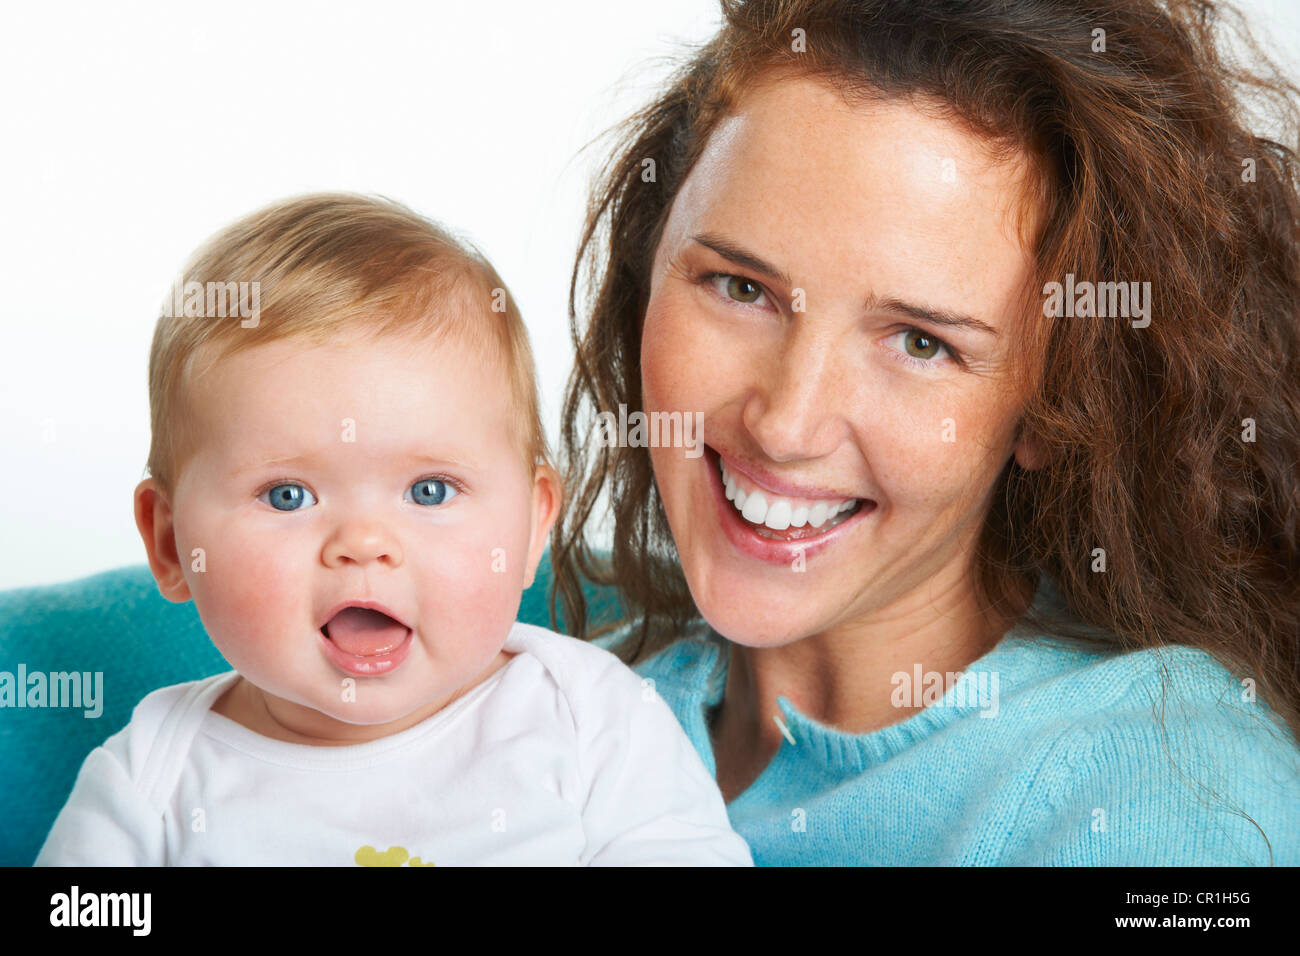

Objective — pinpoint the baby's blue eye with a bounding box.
[262,483,317,511]
[407,479,459,507]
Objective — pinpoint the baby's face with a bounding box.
[149,324,558,741]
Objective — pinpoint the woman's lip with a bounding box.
[317,628,414,677]
[714,448,862,502]
[704,445,875,565]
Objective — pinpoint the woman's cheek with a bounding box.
[642,294,708,404]
[883,409,1006,517]
[640,307,675,409]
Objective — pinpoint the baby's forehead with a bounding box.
[196,314,501,378]
[181,324,523,456]
[214,331,495,402]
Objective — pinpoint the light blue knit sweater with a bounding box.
[604,586,1300,866]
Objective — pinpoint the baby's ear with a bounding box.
[522,464,563,590]
[133,477,193,603]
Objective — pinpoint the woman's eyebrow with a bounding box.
[692,232,998,337]
[692,233,793,288]
[871,296,1000,337]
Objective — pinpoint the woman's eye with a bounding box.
[407,478,459,507]
[888,328,952,365]
[708,273,770,308]
[261,483,317,511]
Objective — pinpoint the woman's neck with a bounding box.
[709,567,1025,802]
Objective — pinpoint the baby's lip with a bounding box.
[318,599,411,632]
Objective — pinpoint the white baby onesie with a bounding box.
[35,621,752,866]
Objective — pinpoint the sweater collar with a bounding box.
[680,574,1066,773]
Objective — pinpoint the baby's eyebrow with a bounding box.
[230,454,315,477]
[230,451,479,477]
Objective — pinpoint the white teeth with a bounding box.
[718,456,864,531]
[765,500,792,531]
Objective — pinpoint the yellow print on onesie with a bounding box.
[354,845,436,867]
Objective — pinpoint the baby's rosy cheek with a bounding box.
[419,552,521,641]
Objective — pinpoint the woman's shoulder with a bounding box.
[990,634,1300,864]
[990,577,1290,743]
[986,628,1298,786]
[995,628,1292,747]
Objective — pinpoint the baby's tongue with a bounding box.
[324,607,408,656]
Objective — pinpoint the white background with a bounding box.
[1,0,1296,588]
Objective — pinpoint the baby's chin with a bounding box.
[229,645,515,742]
[250,681,458,743]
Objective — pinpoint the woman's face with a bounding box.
[641,74,1043,647]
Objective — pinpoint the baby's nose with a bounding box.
[321,521,404,568]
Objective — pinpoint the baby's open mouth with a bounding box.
[321,607,410,657]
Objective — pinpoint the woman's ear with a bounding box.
[1012,423,1046,471]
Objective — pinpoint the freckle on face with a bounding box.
[640,74,1039,647]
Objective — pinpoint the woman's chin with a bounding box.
[673,522,869,649]
[687,583,832,649]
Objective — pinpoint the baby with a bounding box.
[36,193,751,866]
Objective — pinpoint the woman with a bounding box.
[552,0,1300,865]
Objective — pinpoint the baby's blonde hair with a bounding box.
[145,192,550,496]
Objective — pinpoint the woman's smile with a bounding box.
[702,444,877,564]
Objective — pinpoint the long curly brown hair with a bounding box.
[550,0,1300,747]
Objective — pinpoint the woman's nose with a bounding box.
[742,325,852,461]
[321,520,404,569]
